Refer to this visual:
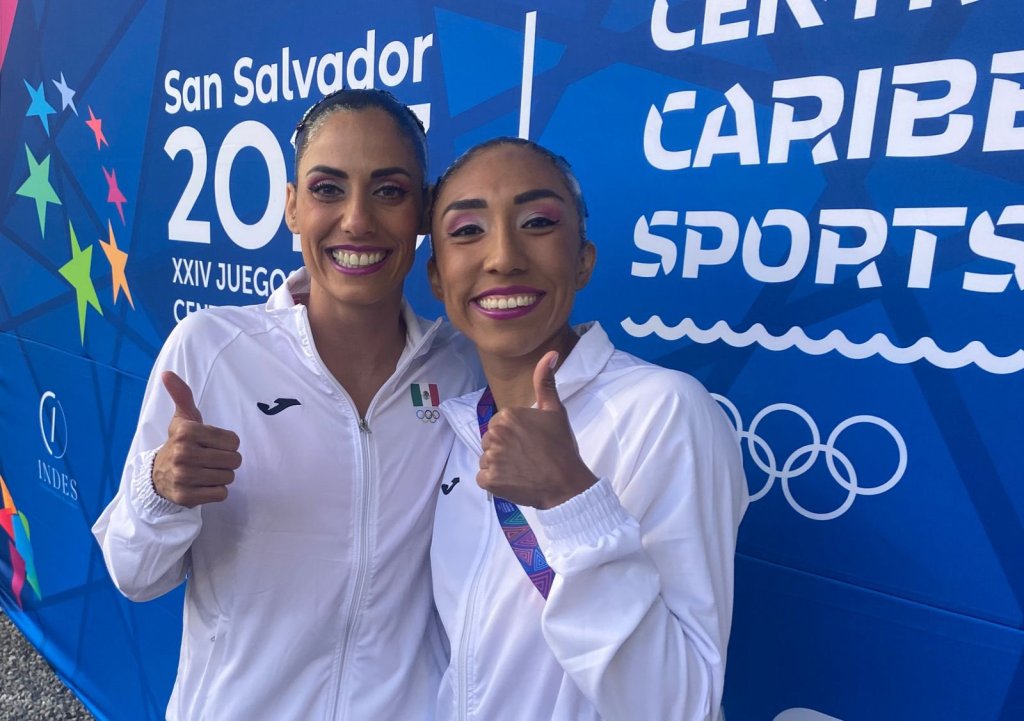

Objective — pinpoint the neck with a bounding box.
[305,286,407,376]
[481,326,578,410]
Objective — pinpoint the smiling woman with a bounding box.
[427,137,748,721]
[91,89,481,721]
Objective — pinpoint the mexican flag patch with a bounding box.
[410,383,440,407]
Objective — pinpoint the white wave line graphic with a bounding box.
[621,316,1024,374]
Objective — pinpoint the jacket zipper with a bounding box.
[331,417,374,719]
[458,509,494,721]
[302,311,441,720]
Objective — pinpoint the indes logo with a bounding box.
[38,390,68,459]
[410,383,440,408]
[0,472,42,609]
[36,391,79,505]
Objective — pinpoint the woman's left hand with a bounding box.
[478,351,598,510]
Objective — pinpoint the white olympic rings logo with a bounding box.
[416,409,441,423]
[712,395,907,521]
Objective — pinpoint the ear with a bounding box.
[427,256,445,302]
[285,182,299,235]
[576,240,596,290]
[418,184,434,235]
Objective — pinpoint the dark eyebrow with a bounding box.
[371,166,413,180]
[440,198,488,216]
[514,188,565,205]
[304,165,413,180]
[306,165,346,178]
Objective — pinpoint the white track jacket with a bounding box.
[93,269,481,721]
[431,323,747,721]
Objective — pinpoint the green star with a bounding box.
[58,221,103,344]
[15,145,61,237]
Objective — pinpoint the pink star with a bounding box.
[85,106,108,150]
[103,167,128,224]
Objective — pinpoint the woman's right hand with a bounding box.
[152,371,242,507]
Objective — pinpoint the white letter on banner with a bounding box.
[984,50,1024,152]
[234,57,254,107]
[703,0,750,46]
[292,55,317,99]
[379,40,410,87]
[632,211,679,277]
[847,68,883,159]
[768,75,844,164]
[909,0,981,9]
[281,47,293,101]
[742,209,811,282]
[348,30,375,89]
[816,209,887,288]
[892,207,968,289]
[165,126,211,244]
[964,206,1024,293]
[887,59,977,157]
[644,91,696,170]
[317,53,344,95]
[204,74,223,110]
[214,121,286,250]
[651,0,695,51]
[165,70,182,114]
[256,63,278,104]
[757,0,824,37]
[682,211,740,278]
[413,35,433,82]
[695,84,760,167]
[853,0,878,19]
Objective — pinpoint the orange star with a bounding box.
[85,106,108,150]
[99,220,133,308]
[102,167,128,224]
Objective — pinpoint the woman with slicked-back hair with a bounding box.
[94,90,481,721]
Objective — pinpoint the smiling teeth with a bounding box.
[477,294,538,310]
[331,249,386,267]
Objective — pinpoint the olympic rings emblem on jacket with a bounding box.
[416,409,441,423]
[712,395,907,521]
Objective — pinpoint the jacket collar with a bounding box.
[267,267,443,371]
[441,322,615,451]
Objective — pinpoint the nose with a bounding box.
[484,220,527,275]
[340,190,374,237]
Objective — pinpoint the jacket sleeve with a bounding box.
[91,318,210,601]
[535,379,747,721]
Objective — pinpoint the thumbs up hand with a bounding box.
[477,352,597,510]
[152,371,242,507]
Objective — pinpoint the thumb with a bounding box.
[162,370,203,423]
[533,351,563,412]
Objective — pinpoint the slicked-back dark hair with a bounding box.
[291,88,428,188]
[432,137,589,243]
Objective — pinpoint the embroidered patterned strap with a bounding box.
[477,387,556,600]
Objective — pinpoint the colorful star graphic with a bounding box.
[58,221,104,344]
[99,220,134,308]
[24,79,56,136]
[102,167,128,224]
[1,472,41,609]
[85,106,108,150]
[52,72,78,115]
[15,145,62,237]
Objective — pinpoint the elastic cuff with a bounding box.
[131,448,188,517]
[536,477,631,546]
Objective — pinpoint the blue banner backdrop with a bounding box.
[1,1,1021,719]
